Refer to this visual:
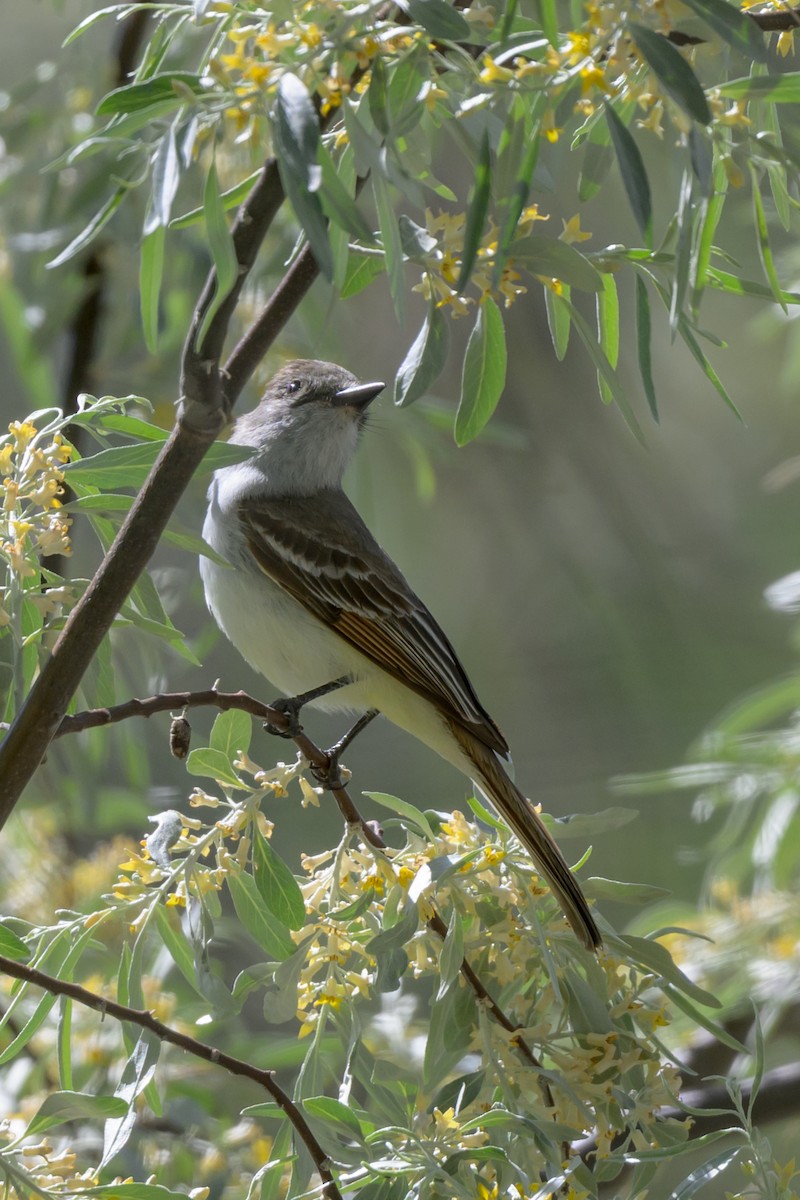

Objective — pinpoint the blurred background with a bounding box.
[2,1,800,921]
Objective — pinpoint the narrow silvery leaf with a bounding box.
[635,275,658,421]
[544,282,571,361]
[196,161,238,349]
[274,73,321,192]
[404,0,471,41]
[394,300,449,407]
[457,130,491,292]
[629,23,711,125]
[455,298,507,446]
[147,124,180,231]
[605,103,652,245]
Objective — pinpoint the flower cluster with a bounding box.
[210,5,424,131]
[0,420,72,630]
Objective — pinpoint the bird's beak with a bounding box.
[334,381,385,411]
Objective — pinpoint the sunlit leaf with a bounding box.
[544,283,571,360]
[596,273,619,405]
[751,167,786,311]
[719,72,800,102]
[27,1092,127,1137]
[210,709,252,763]
[226,868,296,960]
[97,72,207,116]
[252,828,306,931]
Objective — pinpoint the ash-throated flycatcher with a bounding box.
[201,359,601,949]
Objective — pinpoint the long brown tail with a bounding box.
[449,721,602,950]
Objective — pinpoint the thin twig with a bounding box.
[0,954,342,1200]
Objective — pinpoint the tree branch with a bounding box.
[0,954,342,1200]
[54,687,556,1101]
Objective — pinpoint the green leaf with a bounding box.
[64,442,161,489]
[751,168,786,311]
[535,0,558,46]
[719,72,800,101]
[681,0,768,61]
[368,53,389,135]
[605,103,652,244]
[544,283,571,360]
[457,130,492,292]
[140,226,165,353]
[629,23,711,125]
[97,72,207,116]
[341,252,384,299]
[423,974,476,1087]
[196,161,239,351]
[691,155,728,312]
[707,267,800,305]
[513,235,603,291]
[185,747,247,789]
[226,867,296,960]
[562,298,645,445]
[210,709,252,763]
[677,315,741,418]
[170,169,261,229]
[47,188,126,270]
[437,908,464,995]
[373,167,405,323]
[318,143,373,242]
[587,876,669,903]
[364,791,436,840]
[26,1092,127,1137]
[252,828,306,931]
[394,300,450,407]
[302,1096,365,1142]
[404,0,471,41]
[455,298,507,446]
[595,273,619,405]
[154,906,205,996]
[273,73,332,281]
[147,125,180,231]
[622,934,721,1007]
[579,140,613,203]
[667,1148,744,1200]
[80,1186,193,1200]
[0,923,29,962]
[635,275,658,421]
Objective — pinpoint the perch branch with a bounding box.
[0,954,342,1200]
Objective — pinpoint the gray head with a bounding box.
[231,360,385,494]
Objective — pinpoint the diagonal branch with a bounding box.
[0,954,342,1200]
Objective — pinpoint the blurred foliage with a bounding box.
[2,2,800,1199]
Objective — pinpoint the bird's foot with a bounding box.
[309,709,379,790]
[262,676,354,740]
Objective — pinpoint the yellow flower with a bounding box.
[479,54,514,84]
[9,420,37,451]
[580,65,614,96]
[560,214,592,244]
[777,29,795,56]
[565,30,591,65]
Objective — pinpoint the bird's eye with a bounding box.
[285,379,302,396]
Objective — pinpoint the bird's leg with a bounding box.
[311,709,379,790]
[263,675,353,739]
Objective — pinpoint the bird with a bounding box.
[200,359,601,950]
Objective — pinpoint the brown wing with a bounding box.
[239,492,508,755]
